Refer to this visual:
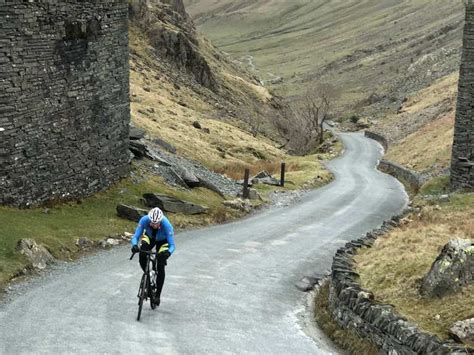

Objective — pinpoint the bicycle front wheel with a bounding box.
[137,273,148,321]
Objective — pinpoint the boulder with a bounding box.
[192,121,202,129]
[197,176,226,197]
[153,137,177,153]
[130,140,171,166]
[116,204,148,222]
[248,189,262,200]
[178,168,200,188]
[129,126,146,140]
[449,318,474,344]
[420,239,474,298]
[129,140,150,159]
[295,276,321,292]
[239,188,261,200]
[252,170,272,180]
[142,193,208,215]
[16,239,55,270]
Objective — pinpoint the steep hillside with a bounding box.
[185,0,464,118]
[129,0,286,163]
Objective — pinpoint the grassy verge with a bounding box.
[354,182,474,341]
[0,165,245,290]
[314,282,379,355]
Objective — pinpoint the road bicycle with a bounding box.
[130,249,159,321]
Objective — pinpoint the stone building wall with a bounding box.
[451,0,474,189]
[0,0,130,207]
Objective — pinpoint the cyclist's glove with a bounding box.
[131,245,139,254]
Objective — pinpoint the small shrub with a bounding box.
[349,115,360,124]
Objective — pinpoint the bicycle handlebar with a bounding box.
[130,249,158,260]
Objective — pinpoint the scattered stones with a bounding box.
[449,318,474,344]
[99,238,120,248]
[75,237,94,249]
[222,198,252,212]
[16,239,55,270]
[142,193,208,215]
[420,239,474,298]
[116,204,148,222]
[192,121,202,129]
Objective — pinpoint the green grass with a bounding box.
[419,176,451,195]
[0,169,230,289]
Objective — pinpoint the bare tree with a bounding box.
[298,83,336,146]
[271,83,337,155]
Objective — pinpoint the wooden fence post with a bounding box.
[243,168,250,199]
[280,162,286,187]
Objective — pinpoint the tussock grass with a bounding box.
[314,282,379,355]
[210,160,299,180]
[355,192,474,340]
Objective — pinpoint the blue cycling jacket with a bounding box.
[131,215,176,254]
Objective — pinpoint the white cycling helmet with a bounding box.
[148,207,164,224]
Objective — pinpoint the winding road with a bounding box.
[0,133,407,354]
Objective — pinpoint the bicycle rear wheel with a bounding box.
[137,273,148,321]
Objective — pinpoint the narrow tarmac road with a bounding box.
[0,133,407,354]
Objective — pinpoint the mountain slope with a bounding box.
[185,0,464,116]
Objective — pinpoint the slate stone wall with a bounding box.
[378,160,426,192]
[0,1,130,207]
[328,216,473,354]
[365,131,389,152]
[451,1,474,189]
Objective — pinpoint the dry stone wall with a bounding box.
[0,1,130,207]
[328,216,472,354]
[451,1,474,189]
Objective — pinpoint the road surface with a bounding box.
[0,132,407,354]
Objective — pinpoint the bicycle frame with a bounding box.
[130,249,159,321]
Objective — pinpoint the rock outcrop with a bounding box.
[129,0,217,90]
[420,239,474,298]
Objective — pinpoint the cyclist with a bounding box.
[131,207,175,306]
